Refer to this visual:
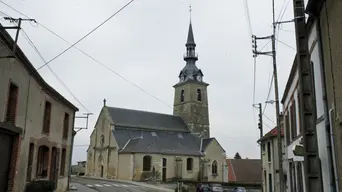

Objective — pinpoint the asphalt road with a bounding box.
[71,177,154,192]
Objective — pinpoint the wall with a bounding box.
[203,139,227,182]
[173,82,210,138]
[86,107,119,179]
[0,39,76,192]
[309,19,333,192]
[119,153,200,181]
[318,0,342,190]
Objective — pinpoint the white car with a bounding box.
[233,187,247,192]
[211,184,224,192]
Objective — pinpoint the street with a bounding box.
[71,177,156,192]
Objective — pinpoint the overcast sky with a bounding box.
[1,0,301,164]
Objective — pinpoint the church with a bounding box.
[85,21,228,183]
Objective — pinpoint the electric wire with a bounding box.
[35,0,135,71]
[0,1,174,110]
[21,29,90,112]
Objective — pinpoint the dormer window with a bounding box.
[197,89,202,101]
[180,90,185,102]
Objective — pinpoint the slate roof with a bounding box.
[258,126,284,143]
[108,107,189,132]
[227,159,262,183]
[114,128,202,156]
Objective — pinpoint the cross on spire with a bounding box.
[189,5,192,21]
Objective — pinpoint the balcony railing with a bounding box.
[183,53,198,59]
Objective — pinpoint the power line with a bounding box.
[20,29,90,112]
[35,0,135,71]
[0,1,174,110]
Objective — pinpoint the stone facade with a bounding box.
[173,81,210,138]
[0,26,78,192]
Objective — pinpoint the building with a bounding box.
[258,126,285,192]
[0,26,78,192]
[306,0,342,191]
[226,158,261,184]
[85,21,228,182]
[71,161,86,175]
[281,57,306,192]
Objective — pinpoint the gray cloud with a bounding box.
[1,0,297,164]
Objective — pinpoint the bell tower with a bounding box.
[173,17,210,138]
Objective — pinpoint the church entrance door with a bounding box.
[100,165,104,177]
[162,158,167,182]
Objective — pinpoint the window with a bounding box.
[60,148,66,176]
[42,101,52,134]
[143,155,152,171]
[211,160,218,175]
[100,134,105,147]
[5,83,19,124]
[63,113,69,139]
[296,162,304,192]
[285,113,290,144]
[297,92,302,134]
[26,143,34,181]
[290,103,297,139]
[177,133,183,138]
[186,158,193,171]
[151,132,157,136]
[197,89,202,101]
[36,145,49,178]
[267,142,271,162]
[180,90,184,102]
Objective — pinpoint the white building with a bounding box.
[281,16,335,192]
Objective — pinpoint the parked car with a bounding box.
[197,183,212,192]
[211,183,223,192]
[233,187,247,192]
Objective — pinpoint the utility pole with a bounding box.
[292,0,323,191]
[252,33,284,192]
[1,17,36,56]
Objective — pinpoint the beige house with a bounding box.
[258,126,285,192]
[0,25,78,192]
[86,21,227,183]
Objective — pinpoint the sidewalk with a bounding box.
[82,176,174,192]
[67,183,96,192]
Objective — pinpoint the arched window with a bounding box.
[186,158,193,171]
[143,155,152,171]
[180,90,185,102]
[212,160,218,175]
[197,89,202,101]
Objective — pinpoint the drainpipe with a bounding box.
[329,109,339,192]
[67,112,77,190]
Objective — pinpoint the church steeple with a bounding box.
[186,22,196,47]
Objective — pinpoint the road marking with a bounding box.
[94,184,103,187]
[121,184,129,187]
[86,184,93,187]
[112,184,120,187]
[104,184,112,187]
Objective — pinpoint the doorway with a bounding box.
[0,130,13,192]
[100,165,104,177]
[162,158,167,182]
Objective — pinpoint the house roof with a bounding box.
[306,0,324,16]
[115,127,202,156]
[107,107,189,132]
[226,159,262,183]
[200,138,226,152]
[281,57,298,104]
[0,25,78,111]
[258,126,284,143]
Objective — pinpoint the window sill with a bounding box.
[212,174,218,177]
[187,170,193,173]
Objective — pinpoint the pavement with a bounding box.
[70,176,174,192]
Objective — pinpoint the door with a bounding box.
[100,165,104,177]
[26,143,35,182]
[0,131,13,192]
[162,158,167,182]
[49,147,59,189]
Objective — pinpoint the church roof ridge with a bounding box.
[107,106,181,118]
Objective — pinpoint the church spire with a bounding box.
[186,22,196,47]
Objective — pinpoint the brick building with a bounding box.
[0,25,78,191]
